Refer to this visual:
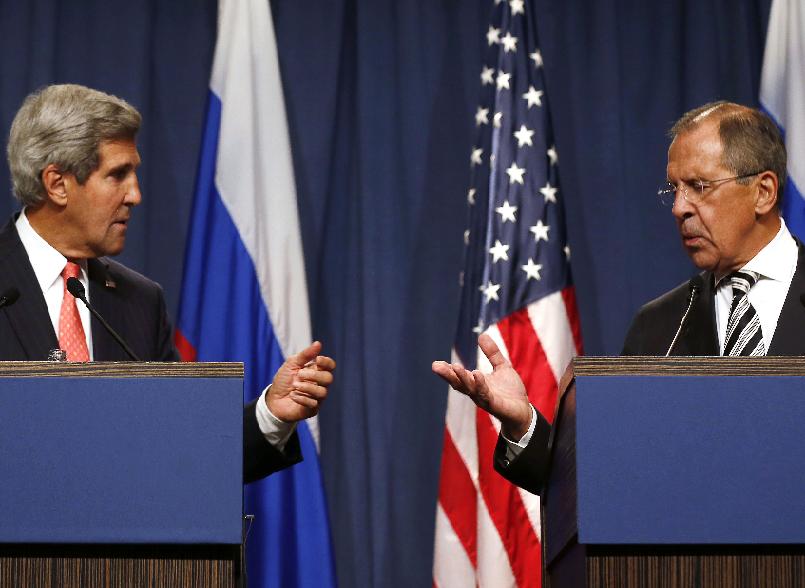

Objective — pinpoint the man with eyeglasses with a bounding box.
[433,100,804,494]
[622,100,797,356]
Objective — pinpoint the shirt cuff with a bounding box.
[501,404,538,461]
[254,385,297,452]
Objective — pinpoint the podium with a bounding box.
[0,362,245,587]
[544,357,805,587]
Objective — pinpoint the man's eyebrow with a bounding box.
[108,160,140,173]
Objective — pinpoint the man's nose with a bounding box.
[125,176,142,206]
[671,186,694,219]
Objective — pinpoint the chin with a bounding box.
[97,241,126,257]
[687,250,718,272]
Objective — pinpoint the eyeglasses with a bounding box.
[657,172,763,206]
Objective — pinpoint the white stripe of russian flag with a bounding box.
[760,0,805,239]
[211,0,313,364]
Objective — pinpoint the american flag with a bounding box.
[433,1,582,586]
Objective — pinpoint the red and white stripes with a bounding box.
[434,287,582,588]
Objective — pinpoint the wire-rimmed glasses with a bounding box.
[657,172,763,206]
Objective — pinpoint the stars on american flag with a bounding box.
[530,220,550,242]
[481,66,495,85]
[489,240,510,262]
[547,145,558,165]
[482,281,501,302]
[523,86,543,108]
[487,26,501,46]
[496,200,518,222]
[521,258,542,280]
[540,182,558,202]
[501,32,518,53]
[475,107,490,126]
[506,162,525,184]
[513,124,534,147]
[456,1,571,334]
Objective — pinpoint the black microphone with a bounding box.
[66,277,141,361]
[0,287,20,309]
[665,276,703,356]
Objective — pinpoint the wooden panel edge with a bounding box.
[0,361,244,378]
[572,356,805,377]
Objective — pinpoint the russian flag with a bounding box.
[760,0,805,239]
[175,0,337,586]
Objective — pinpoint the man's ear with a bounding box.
[40,164,69,206]
[755,171,778,215]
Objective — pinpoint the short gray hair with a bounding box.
[7,84,142,207]
[669,101,787,205]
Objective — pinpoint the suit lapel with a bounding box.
[87,258,129,361]
[678,272,719,355]
[0,218,59,359]
[768,241,805,355]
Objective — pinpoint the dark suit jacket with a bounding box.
[0,217,300,483]
[622,241,805,356]
[494,240,805,494]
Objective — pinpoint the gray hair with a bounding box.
[7,84,141,207]
[669,101,787,205]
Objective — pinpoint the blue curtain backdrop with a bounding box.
[0,0,772,586]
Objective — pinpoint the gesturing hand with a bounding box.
[267,341,336,423]
[432,333,531,440]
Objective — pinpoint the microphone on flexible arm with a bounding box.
[665,275,704,357]
[0,287,20,309]
[65,277,141,361]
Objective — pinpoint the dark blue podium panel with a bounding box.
[576,375,805,545]
[0,376,242,544]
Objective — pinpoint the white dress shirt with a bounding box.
[502,404,538,460]
[505,218,799,459]
[16,210,94,358]
[15,209,295,450]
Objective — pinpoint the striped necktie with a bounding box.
[723,271,765,356]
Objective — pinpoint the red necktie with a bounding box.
[58,262,90,362]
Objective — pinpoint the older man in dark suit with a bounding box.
[0,83,334,484]
[433,101,805,494]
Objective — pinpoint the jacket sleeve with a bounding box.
[243,398,303,484]
[492,409,552,495]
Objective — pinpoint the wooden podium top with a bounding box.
[573,355,805,376]
[0,361,243,378]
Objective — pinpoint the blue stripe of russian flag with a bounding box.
[176,91,337,588]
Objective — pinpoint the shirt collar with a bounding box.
[715,218,797,288]
[15,208,88,292]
